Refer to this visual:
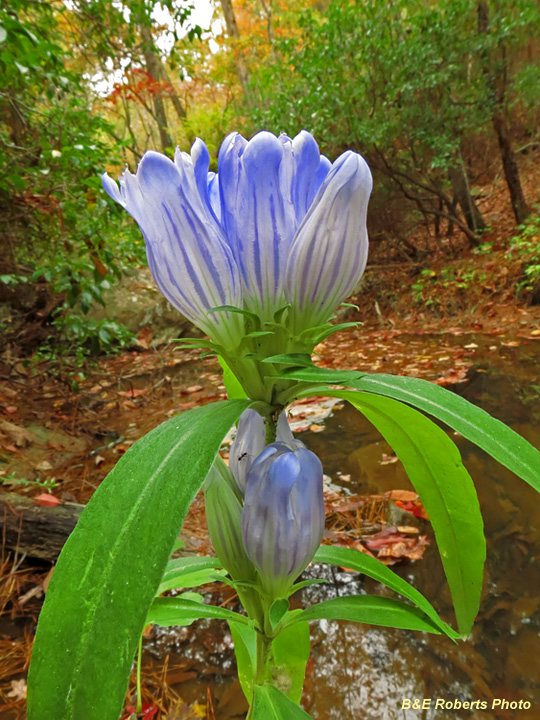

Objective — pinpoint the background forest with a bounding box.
[1,0,540,354]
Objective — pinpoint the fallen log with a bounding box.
[0,492,83,562]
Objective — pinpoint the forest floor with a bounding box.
[0,151,539,718]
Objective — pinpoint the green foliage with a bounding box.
[288,595,446,635]
[27,399,250,720]
[0,473,58,492]
[411,266,487,307]
[0,0,141,351]
[156,556,225,595]
[314,546,458,639]
[147,596,250,626]
[245,0,539,244]
[348,373,540,494]
[230,618,311,705]
[323,390,485,636]
[252,684,313,720]
[53,314,135,354]
[509,213,540,297]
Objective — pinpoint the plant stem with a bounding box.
[265,413,277,443]
[246,630,274,719]
[255,630,273,684]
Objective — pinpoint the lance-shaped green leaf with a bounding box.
[287,595,444,634]
[229,622,257,702]
[147,597,250,626]
[349,374,540,493]
[262,353,314,367]
[270,617,311,704]
[314,545,458,640]
[274,366,365,384]
[27,399,250,720]
[262,353,364,384]
[303,389,485,637]
[157,556,225,596]
[252,684,313,719]
[218,355,248,399]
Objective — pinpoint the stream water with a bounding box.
[146,335,540,719]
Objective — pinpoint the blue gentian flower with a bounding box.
[102,131,372,346]
[229,408,300,494]
[241,441,325,598]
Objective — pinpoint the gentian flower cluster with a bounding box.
[103,130,370,606]
[102,130,372,352]
[204,409,324,600]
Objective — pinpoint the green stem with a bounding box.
[265,413,277,444]
[246,630,274,719]
[254,630,273,684]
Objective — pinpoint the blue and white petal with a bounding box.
[229,408,265,495]
[218,131,297,318]
[207,172,221,222]
[283,151,372,332]
[190,137,220,224]
[290,130,325,220]
[229,409,297,494]
[242,441,325,597]
[102,151,244,347]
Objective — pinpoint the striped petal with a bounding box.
[218,131,297,318]
[242,441,324,597]
[207,172,221,222]
[102,149,243,348]
[229,409,298,494]
[290,130,327,220]
[229,408,265,495]
[284,151,373,333]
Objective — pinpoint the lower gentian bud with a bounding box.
[241,441,324,598]
[204,457,257,581]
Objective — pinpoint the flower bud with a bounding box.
[241,442,324,598]
[229,408,299,495]
[204,456,257,581]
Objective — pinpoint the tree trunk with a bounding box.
[140,24,173,152]
[492,111,530,224]
[159,64,187,123]
[220,0,251,95]
[477,0,530,225]
[448,162,486,239]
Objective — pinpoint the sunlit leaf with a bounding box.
[270,617,311,704]
[157,556,225,595]
[252,684,313,719]
[218,355,248,399]
[147,597,250,626]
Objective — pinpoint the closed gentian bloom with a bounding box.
[229,408,299,494]
[102,131,372,345]
[242,441,324,598]
[204,456,256,581]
